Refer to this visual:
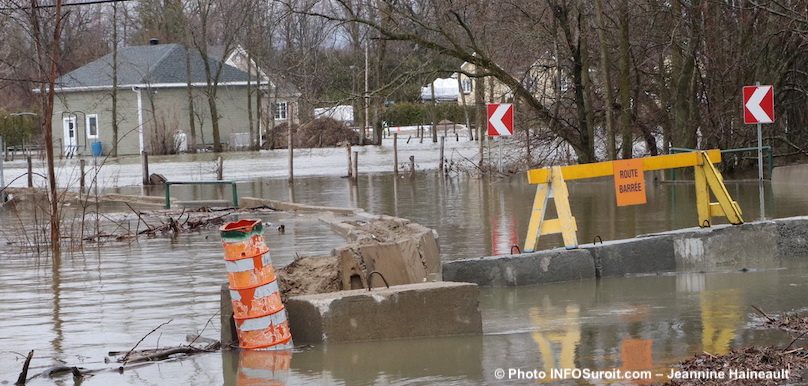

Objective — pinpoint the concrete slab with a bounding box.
[285,282,482,344]
[442,249,594,286]
[774,216,808,260]
[670,221,780,270]
[582,236,676,277]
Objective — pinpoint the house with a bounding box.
[51,41,299,156]
[209,45,302,129]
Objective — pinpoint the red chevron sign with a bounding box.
[743,85,774,124]
[486,103,513,136]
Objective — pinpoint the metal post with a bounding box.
[231,182,239,208]
[756,81,765,219]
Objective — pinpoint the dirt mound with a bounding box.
[276,255,341,301]
[264,118,359,149]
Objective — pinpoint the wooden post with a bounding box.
[409,155,415,177]
[439,136,445,171]
[79,158,86,193]
[216,156,223,180]
[141,151,149,185]
[27,155,33,187]
[352,151,359,182]
[288,125,294,182]
[393,133,399,175]
[419,124,424,143]
[346,143,353,178]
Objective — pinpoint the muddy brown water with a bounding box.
[1,174,807,385]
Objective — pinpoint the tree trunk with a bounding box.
[618,0,633,159]
[475,70,486,167]
[247,51,254,151]
[594,0,616,160]
[111,1,119,157]
[185,45,197,153]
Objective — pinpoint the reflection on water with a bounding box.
[235,349,291,386]
[529,304,581,382]
[700,289,743,355]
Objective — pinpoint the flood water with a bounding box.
[1,172,807,385]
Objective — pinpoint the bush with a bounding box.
[0,111,38,147]
[265,118,359,149]
[382,102,473,127]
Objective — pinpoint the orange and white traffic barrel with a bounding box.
[221,219,293,351]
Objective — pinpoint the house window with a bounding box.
[86,114,99,138]
[461,78,473,94]
[273,102,288,120]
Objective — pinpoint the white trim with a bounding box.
[134,87,144,153]
[273,101,288,120]
[62,116,77,153]
[86,114,99,139]
[35,80,271,94]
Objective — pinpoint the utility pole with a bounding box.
[363,40,369,146]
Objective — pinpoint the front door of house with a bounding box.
[63,117,77,156]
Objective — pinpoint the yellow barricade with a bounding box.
[524,150,743,251]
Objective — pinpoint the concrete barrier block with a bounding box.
[220,283,238,348]
[774,216,808,260]
[672,222,779,269]
[583,236,676,277]
[442,249,594,286]
[285,282,482,344]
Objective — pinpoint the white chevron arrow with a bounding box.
[489,104,511,136]
[745,86,773,123]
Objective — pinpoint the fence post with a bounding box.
[352,151,359,182]
[79,159,86,193]
[27,156,33,188]
[142,151,149,185]
[217,156,223,181]
[439,136,445,171]
[288,126,294,182]
[409,155,415,177]
[393,133,398,175]
[347,143,353,178]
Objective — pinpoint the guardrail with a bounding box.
[164,180,239,209]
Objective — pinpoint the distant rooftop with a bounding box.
[56,43,253,90]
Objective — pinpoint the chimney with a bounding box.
[149,38,159,46]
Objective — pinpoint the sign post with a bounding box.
[487,103,514,173]
[743,83,774,219]
[0,136,5,203]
